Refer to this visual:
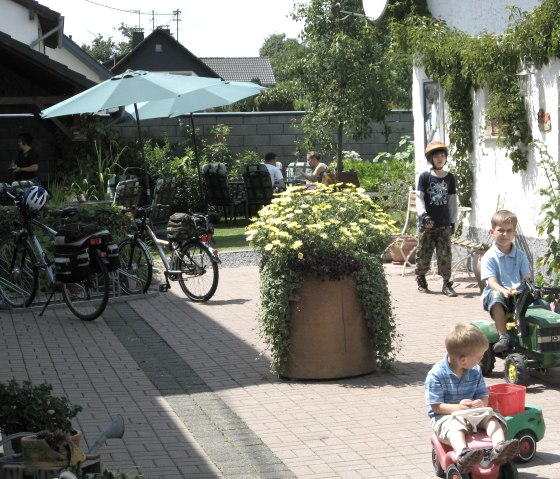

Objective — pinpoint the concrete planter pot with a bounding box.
[281,275,376,380]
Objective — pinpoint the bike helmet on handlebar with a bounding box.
[22,185,48,216]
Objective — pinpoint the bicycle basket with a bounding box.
[167,213,197,241]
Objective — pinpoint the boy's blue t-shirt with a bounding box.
[416,171,457,227]
[480,243,530,302]
[425,354,488,419]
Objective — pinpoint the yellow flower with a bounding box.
[297,252,304,259]
[291,240,303,250]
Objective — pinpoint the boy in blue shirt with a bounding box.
[481,210,531,353]
[425,323,519,474]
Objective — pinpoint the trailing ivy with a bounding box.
[393,0,560,205]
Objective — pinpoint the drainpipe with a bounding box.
[29,16,64,49]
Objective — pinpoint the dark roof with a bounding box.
[62,34,112,81]
[11,0,62,48]
[108,29,220,78]
[200,57,276,87]
[0,30,95,114]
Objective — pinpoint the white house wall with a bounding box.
[414,0,553,259]
[46,46,107,83]
[0,0,44,49]
[427,0,542,35]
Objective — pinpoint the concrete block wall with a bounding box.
[116,110,414,170]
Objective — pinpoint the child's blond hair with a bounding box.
[445,322,489,358]
[491,209,518,229]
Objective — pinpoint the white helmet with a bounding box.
[23,186,48,216]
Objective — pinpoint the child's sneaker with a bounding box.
[490,439,519,465]
[456,447,484,474]
[493,335,511,353]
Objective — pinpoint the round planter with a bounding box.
[389,237,417,264]
[281,275,376,380]
[472,251,486,291]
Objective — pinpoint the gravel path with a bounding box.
[218,249,260,268]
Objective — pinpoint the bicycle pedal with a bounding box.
[159,284,169,292]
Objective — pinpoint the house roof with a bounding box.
[0,30,95,114]
[108,28,220,79]
[62,34,112,81]
[200,57,276,87]
[11,0,62,48]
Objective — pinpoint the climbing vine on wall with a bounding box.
[392,0,560,206]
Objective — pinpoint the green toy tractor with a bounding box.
[472,280,560,385]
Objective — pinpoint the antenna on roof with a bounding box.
[331,0,389,22]
[173,9,181,41]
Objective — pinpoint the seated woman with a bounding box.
[299,151,327,183]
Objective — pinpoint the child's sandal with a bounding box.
[456,447,484,474]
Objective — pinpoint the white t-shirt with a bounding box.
[265,163,284,186]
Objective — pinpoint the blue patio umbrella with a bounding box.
[120,80,266,208]
[40,70,223,201]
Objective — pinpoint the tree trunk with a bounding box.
[336,122,343,173]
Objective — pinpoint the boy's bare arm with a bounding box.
[431,397,488,415]
[487,276,516,297]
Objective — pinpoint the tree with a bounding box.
[81,24,135,63]
[291,0,411,171]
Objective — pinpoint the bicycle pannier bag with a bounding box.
[54,223,102,283]
[167,213,196,241]
[89,229,120,272]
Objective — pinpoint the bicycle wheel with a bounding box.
[0,235,38,308]
[62,251,109,321]
[118,238,153,294]
[173,240,219,302]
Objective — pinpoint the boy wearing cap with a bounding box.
[415,141,458,297]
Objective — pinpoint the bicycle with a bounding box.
[117,205,220,302]
[0,184,111,320]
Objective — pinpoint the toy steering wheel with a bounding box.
[451,407,493,431]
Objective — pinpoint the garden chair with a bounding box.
[150,176,176,225]
[241,164,274,218]
[383,189,418,275]
[106,174,138,200]
[112,178,141,208]
[202,163,245,223]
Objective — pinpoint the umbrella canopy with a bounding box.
[40,70,223,201]
[126,81,266,120]
[40,70,222,118]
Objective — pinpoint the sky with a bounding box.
[39,0,305,57]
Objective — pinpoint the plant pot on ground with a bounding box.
[0,379,82,453]
[246,184,400,378]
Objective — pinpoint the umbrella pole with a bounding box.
[135,103,151,203]
[191,113,205,212]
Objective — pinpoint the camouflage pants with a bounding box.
[414,227,453,281]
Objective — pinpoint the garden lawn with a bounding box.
[212,219,253,251]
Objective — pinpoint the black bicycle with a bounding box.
[0,184,110,320]
[118,205,220,302]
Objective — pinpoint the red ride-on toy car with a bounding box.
[431,408,518,479]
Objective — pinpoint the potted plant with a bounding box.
[0,379,82,452]
[246,184,399,379]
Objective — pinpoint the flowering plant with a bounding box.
[246,184,399,372]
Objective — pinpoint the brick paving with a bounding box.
[1,264,560,478]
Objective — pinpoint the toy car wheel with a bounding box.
[432,447,445,478]
[445,464,467,479]
[514,430,537,463]
[479,346,495,376]
[504,353,530,385]
[498,460,519,478]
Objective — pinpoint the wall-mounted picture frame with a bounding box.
[423,81,444,146]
